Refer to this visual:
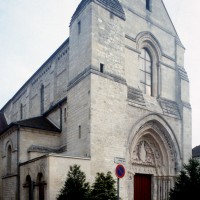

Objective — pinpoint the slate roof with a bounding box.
[15,116,60,132]
[0,97,66,135]
[0,116,60,135]
[0,112,8,133]
[192,145,200,158]
[28,145,64,153]
[71,0,125,23]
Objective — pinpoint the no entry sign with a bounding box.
[115,164,125,179]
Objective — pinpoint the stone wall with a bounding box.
[66,76,91,157]
[2,176,17,200]
[69,3,92,82]
[20,156,48,200]
[90,73,184,199]
[1,129,18,177]
[19,128,60,162]
[87,1,191,199]
[48,155,91,200]
[20,155,91,200]
[92,3,125,79]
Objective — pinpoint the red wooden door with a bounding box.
[134,174,151,200]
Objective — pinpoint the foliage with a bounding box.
[57,165,118,200]
[57,164,90,200]
[169,158,200,200]
[89,171,117,200]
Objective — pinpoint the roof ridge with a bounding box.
[70,0,125,24]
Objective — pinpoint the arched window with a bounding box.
[7,145,12,174]
[25,175,33,200]
[37,173,46,200]
[40,84,44,114]
[139,49,152,96]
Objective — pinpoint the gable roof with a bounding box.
[160,0,183,46]
[71,0,125,24]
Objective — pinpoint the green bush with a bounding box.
[57,164,90,200]
[57,165,118,200]
[169,158,200,200]
[90,171,117,200]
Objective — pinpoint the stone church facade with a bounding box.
[0,0,191,199]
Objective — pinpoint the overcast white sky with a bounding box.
[0,0,199,147]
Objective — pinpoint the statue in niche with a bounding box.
[139,141,146,162]
[132,140,155,165]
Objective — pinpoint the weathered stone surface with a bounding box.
[0,0,191,199]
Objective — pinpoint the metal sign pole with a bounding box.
[115,164,125,200]
[117,178,119,200]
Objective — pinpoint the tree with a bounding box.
[90,171,117,200]
[57,164,90,200]
[169,158,200,200]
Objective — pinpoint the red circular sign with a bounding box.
[115,164,125,178]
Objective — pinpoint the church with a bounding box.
[0,0,191,199]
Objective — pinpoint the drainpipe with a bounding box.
[17,124,20,200]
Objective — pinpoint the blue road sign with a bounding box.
[115,164,125,179]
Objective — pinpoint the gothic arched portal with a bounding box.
[127,115,181,200]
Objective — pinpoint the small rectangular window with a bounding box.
[40,84,44,114]
[20,104,23,120]
[146,0,151,11]
[64,108,67,123]
[78,21,81,34]
[79,125,81,139]
[110,12,114,19]
[100,63,104,73]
